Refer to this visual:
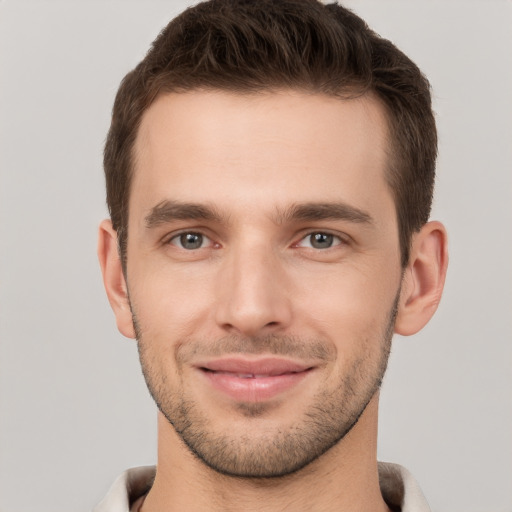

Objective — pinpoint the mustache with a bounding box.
[132,314,337,363]
[172,334,337,364]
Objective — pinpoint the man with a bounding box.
[96,0,448,510]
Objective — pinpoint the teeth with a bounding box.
[211,371,290,378]
[236,373,277,378]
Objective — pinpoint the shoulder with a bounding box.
[378,462,431,512]
[93,466,156,512]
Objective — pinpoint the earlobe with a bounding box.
[97,220,136,339]
[395,221,448,336]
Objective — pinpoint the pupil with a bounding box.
[180,233,202,249]
[311,233,333,249]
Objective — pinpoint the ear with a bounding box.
[395,221,448,336]
[97,219,136,339]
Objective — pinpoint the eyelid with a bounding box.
[164,230,216,249]
[293,230,350,248]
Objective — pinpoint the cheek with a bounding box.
[293,262,399,340]
[128,263,216,340]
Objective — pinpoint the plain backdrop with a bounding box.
[0,1,511,511]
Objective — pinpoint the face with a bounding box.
[126,90,403,477]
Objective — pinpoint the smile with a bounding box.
[210,372,298,379]
[197,357,314,402]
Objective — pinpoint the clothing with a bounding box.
[93,462,430,512]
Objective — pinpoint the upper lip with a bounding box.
[197,357,313,376]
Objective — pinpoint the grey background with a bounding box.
[0,1,511,511]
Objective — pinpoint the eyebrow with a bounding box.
[144,199,373,229]
[275,202,374,225]
[144,200,224,228]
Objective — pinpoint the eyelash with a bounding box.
[167,231,215,250]
[165,230,348,251]
[294,231,347,250]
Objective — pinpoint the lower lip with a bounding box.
[200,369,311,402]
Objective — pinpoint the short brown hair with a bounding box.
[104,0,437,268]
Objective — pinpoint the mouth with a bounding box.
[196,357,314,402]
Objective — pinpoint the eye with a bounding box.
[169,232,211,250]
[296,232,343,250]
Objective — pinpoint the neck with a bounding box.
[142,395,389,512]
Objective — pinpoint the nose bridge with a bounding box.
[215,237,291,336]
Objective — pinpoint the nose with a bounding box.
[214,243,293,337]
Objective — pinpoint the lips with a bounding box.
[211,372,289,379]
[196,357,313,402]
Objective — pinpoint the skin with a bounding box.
[99,90,448,512]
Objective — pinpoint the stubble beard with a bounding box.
[134,292,399,479]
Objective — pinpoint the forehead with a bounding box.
[131,89,393,216]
